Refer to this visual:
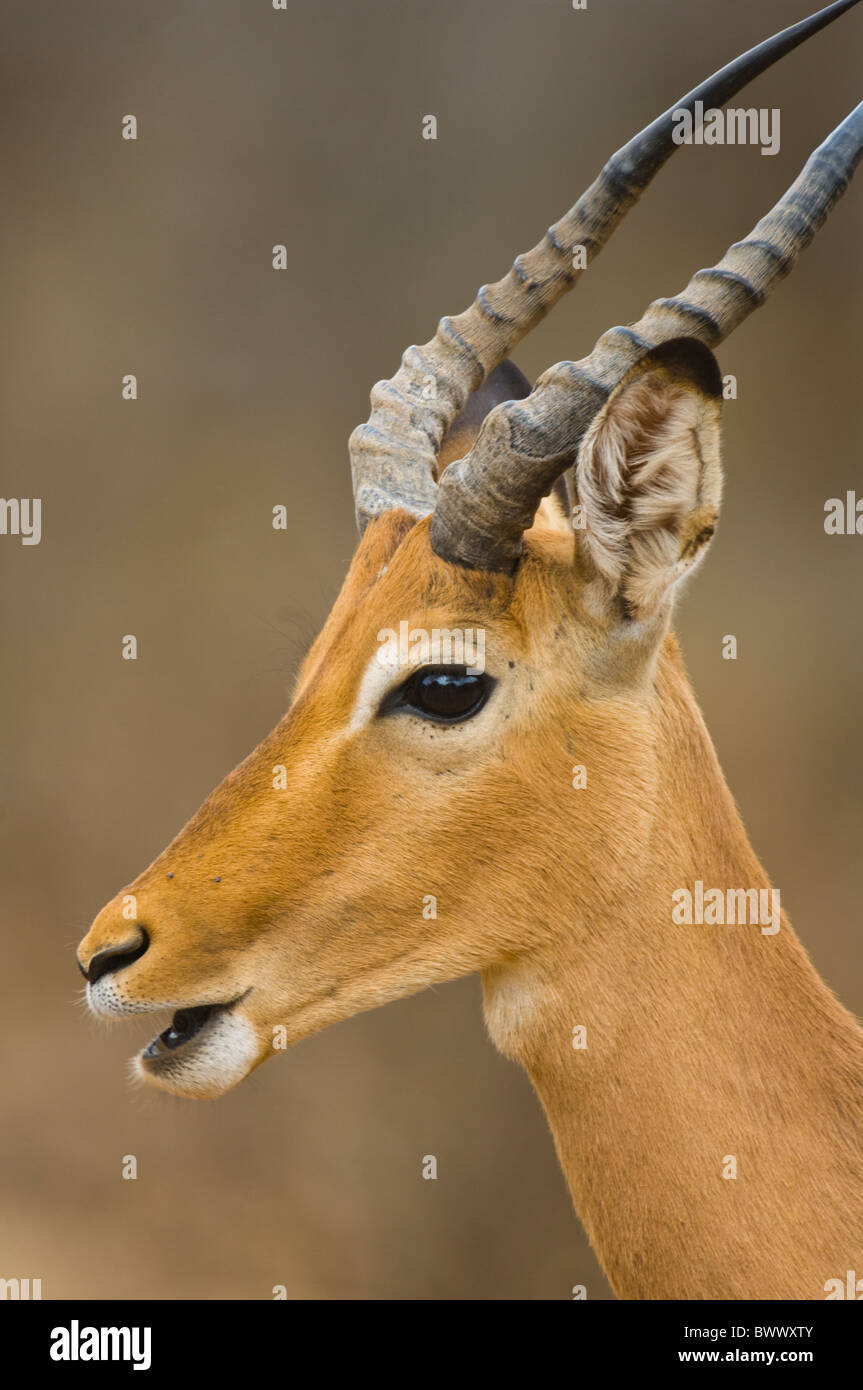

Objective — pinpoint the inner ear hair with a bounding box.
[575,337,723,622]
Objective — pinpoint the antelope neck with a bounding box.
[482,654,863,1298]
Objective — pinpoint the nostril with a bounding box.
[83,927,150,985]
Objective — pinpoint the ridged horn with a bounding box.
[349,0,862,533]
[430,100,863,572]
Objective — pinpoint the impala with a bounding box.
[78,2,863,1298]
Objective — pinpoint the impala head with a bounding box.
[78,4,863,1098]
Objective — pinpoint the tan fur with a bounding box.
[78,358,863,1300]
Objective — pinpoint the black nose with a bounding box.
[80,928,150,984]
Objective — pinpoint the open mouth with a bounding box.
[141,996,246,1066]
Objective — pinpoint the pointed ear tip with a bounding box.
[643,336,724,400]
[489,358,532,400]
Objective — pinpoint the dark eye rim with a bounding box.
[378,665,497,724]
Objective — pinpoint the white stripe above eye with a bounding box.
[347,626,488,735]
[348,645,411,734]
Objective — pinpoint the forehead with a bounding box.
[342,513,515,627]
[296,509,588,705]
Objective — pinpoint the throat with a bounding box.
[482,653,863,1299]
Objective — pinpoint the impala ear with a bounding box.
[575,337,723,621]
[437,359,531,473]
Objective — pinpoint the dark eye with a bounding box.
[380,666,495,724]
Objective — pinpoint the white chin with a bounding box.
[135,1008,260,1099]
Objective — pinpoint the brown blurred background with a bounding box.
[1,0,861,1300]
